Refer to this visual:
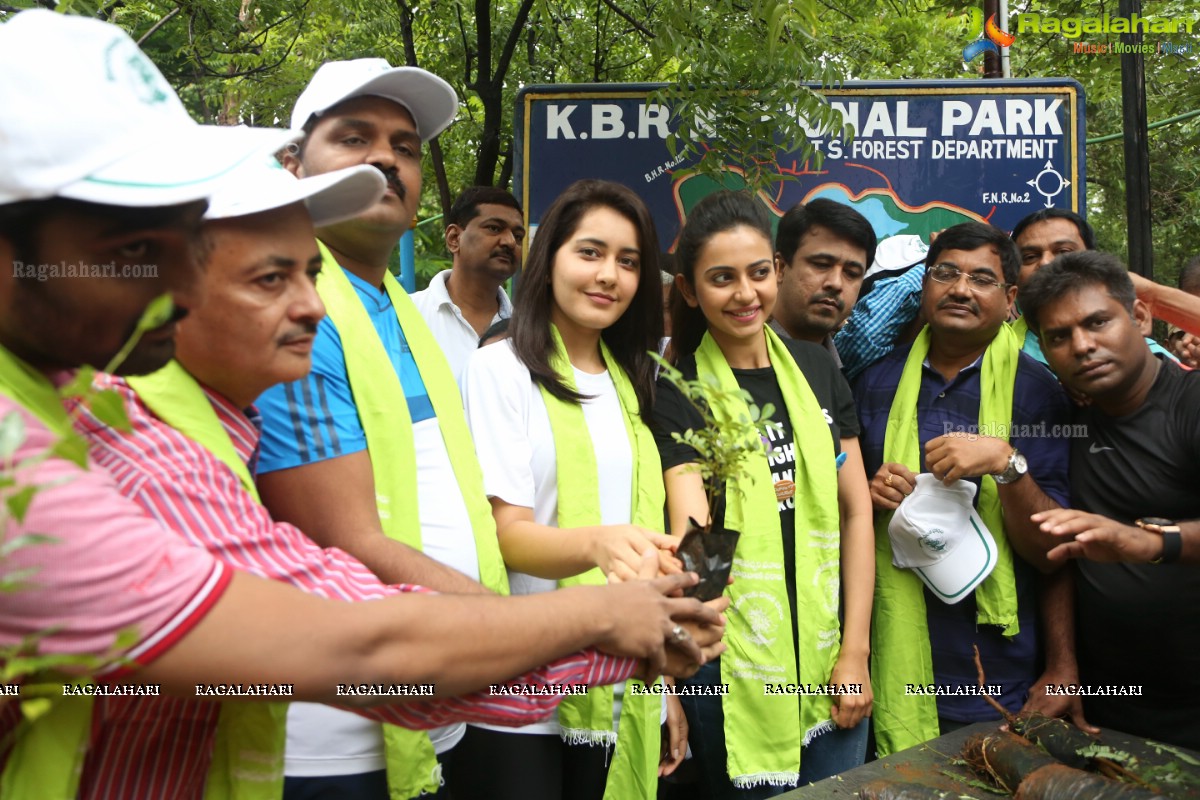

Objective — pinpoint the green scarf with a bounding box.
[694,328,842,788]
[538,326,662,800]
[315,243,508,798]
[0,349,94,799]
[1011,315,1029,344]
[129,361,287,799]
[870,324,1021,756]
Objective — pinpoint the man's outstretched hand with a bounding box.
[594,549,727,680]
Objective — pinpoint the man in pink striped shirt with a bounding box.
[63,158,728,798]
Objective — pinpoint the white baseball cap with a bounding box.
[0,11,293,207]
[204,158,386,227]
[888,474,998,605]
[290,58,457,142]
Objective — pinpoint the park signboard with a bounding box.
[514,80,1085,253]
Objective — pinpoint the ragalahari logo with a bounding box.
[963,9,1016,62]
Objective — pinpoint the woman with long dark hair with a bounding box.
[455,179,711,800]
[655,190,875,797]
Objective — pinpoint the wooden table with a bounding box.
[780,721,1200,798]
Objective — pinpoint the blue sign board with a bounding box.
[515,80,1085,252]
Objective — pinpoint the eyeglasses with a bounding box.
[928,263,1007,292]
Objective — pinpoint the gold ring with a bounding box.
[884,474,894,488]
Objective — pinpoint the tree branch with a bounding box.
[473,0,491,91]
[598,0,654,38]
[137,6,182,46]
[493,0,536,88]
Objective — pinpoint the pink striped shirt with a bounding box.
[65,374,635,800]
[0,395,230,778]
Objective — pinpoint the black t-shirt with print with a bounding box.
[653,337,859,649]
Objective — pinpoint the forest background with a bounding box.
[6,0,1198,289]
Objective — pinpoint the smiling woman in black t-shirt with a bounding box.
[652,191,875,797]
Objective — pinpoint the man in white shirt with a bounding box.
[412,186,525,378]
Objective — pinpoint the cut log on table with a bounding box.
[963,730,1061,793]
[1013,763,1164,799]
[1010,711,1096,770]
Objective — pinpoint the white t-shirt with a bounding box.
[411,269,512,382]
[285,417,478,775]
[461,340,634,736]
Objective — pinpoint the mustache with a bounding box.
[378,168,405,199]
[811,291,844,312]
[277,323,318,346]
[936,296,980,314]
[166,302,190,325]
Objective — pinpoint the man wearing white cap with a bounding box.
[851,222,1072,755]
[251,58,582,798]
[0,15,725,799]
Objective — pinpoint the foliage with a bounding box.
[653,355,781,517]
[9,0,1200,281]
[0,295,172,705]
[649,0,849,189]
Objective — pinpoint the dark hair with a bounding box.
[659,251,676,277]
[1011,208,1096,250]
[478,316,510,347]
[670,191,774,360]
[509,179,662,423]
[447,186,522,228]
[925,221,1021,286]
[1179,255,1200,294]
[1018,250,1136,334]
[775,198,878,268]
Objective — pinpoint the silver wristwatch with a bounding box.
[992,448,1028,485]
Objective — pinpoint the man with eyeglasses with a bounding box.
[850,222,1071,753]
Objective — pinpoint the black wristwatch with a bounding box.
[1137,517,1183,565]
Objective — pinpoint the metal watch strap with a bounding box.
[993,448,1023,485]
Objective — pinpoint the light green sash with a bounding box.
[538,326,662,800]
[0,680,93,799]
[870,324,1021,756]
[315,244,508,798]
[129,361,287,799]
[0,348,93,799]
[694,328,842,788]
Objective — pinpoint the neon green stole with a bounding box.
[1011,315,1029,344]
[538,326,662,800]
[694,328,842,788]
[315,243,509,798]
[0,346,93,799]
[870,324,1021,756]
[1010,315,1044,362]
[129,360,287,799]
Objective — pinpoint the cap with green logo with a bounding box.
[0,10,293,206]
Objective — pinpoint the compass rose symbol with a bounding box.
[1027,161,1070,208]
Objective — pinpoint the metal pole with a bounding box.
[982,0,1002,78]
[998,0,1011,78]
[1119,0,1153,278]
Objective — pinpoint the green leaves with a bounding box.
[0,412,25,462]
[654,354,781,514]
